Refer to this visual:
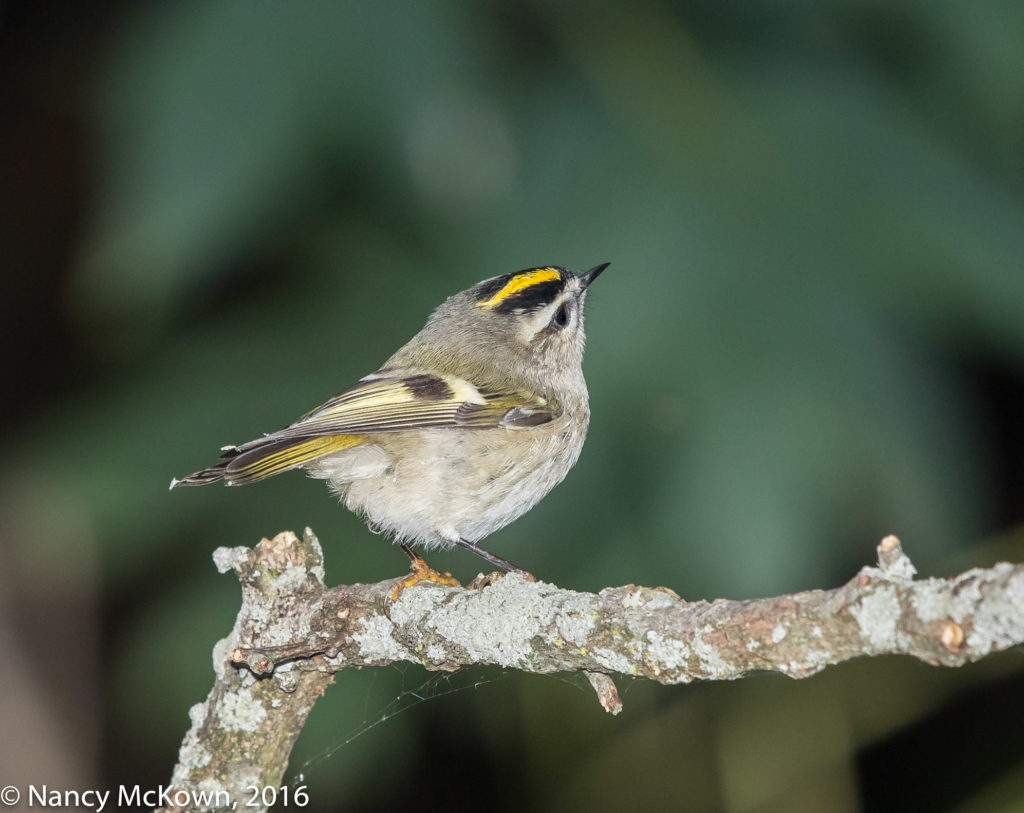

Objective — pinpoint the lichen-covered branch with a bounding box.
[164,530,1024,811]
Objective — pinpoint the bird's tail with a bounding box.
[170,434,365,489]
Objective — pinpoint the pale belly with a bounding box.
[308,417,586,549]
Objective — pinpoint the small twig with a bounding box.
[585,671,623,715]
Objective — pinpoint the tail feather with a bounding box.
[171,434,365,488]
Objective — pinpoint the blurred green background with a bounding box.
[2,1,1024,810]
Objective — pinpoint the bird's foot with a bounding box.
[388,552,461,603]
[467,570,537,591]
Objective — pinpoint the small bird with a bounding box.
[172,263,608,581]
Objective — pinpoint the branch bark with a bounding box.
[163,529,1024,811]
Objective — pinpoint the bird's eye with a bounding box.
[551,304,570,329]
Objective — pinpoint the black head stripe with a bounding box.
[491,279,565,314]
[473,273,516,303]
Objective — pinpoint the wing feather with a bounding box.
[278,371,555,438]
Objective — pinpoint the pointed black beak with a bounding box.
[577,262,610,290]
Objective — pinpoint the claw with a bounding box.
[467,571,503,591]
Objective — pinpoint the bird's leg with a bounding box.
[398,542,420,563]
[387,541,461,602]
[455,538,535,580]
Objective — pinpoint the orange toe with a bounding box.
[388,553,461,602]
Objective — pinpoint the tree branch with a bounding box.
[163,529,1024,811]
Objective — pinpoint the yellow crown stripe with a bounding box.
[479,267,561,308]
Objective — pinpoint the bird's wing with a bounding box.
[172,371,555,487]
[282,371,556,437]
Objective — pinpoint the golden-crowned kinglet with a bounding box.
[172,263,608,574]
